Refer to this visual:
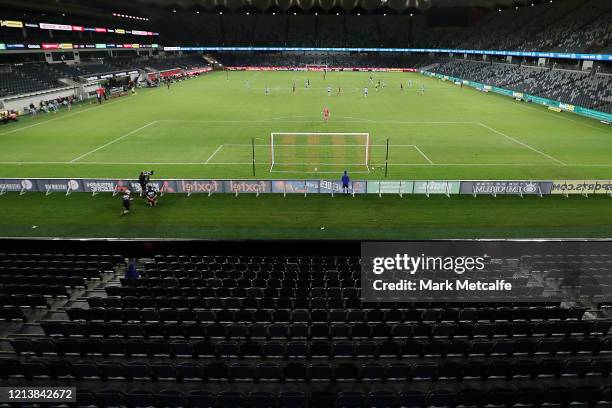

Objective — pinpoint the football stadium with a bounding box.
[0,0,612,407]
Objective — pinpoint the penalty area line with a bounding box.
[205,145,225,164]
[69,121,159,163]
[477,122,566,166]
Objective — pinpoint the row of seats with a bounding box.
[74,304,588,322]
[0,294,48,308]
[0,252,123,264]
[105,286,548,299]
[141,268,363,278]
[106,286,365,299]
[71,386,612,408]
[13,337,612,358]
[0,274,86,287]
[88,295,563,310]
[0,266,103,279]
[0,306,26,321]
[3,358,612,382]
[120,278,364,289]
[0,284,68,297]
[44,320,612,339]
[152,255,360,265]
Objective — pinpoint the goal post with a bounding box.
[269,132,371,173]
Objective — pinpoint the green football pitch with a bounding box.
[0,70,611,240]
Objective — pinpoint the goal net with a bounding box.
[270,132,371,173]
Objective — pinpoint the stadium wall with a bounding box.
[1,178,611,196]
[421,71,612,123]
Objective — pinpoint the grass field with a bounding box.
[0,70,610,179]
[0,70,611,240]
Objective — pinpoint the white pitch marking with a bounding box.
[69,121,159,163]
[413,145,434,164]
[477,122,567,166]
[205,145,225,164]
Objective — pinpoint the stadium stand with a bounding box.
[1,246,611,407]
[430,60,612,114]
[145,0,612,53]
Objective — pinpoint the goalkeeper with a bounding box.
[342,170,350,195]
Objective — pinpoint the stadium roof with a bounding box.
[0,0,556,16]
[128,0,541,12]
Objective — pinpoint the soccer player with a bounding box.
[363,87,368,97]
[306,79,310,88]
[245,79,250,89]
[265,85,270,96]
[96,86,104,104]
[166,78,171,90]
[341,171,350,195]
[401,83,404,91]
[375,81,379,91]
[420,84,426,95]
[292,82,296,93]
[327,85,332,96]
[322,106,330,122]
[145,184,158,207]
[120,190,133,216]
[408,79,413,87]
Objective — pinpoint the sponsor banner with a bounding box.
[59,43,73,50]
[41,43,59,50]
[551,180,612,195]
[94,28,107,33]
[39,23,72,31]
[271,180,319,194]
[319,180,367,194]
[0,44,5,50]
[559,103,575,112]
[225,66,415,72]
[224,180,271,194]
[35,179,83,193]
[1,20,23,28]
[366,181,413,194]
[460,181,551,195]
[82,179,131,193]
[176,180,223,194]
[0,179,35,192]
[413,181,460,195]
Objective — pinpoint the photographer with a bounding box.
[145,184,158,207]
[138,170,154,197]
